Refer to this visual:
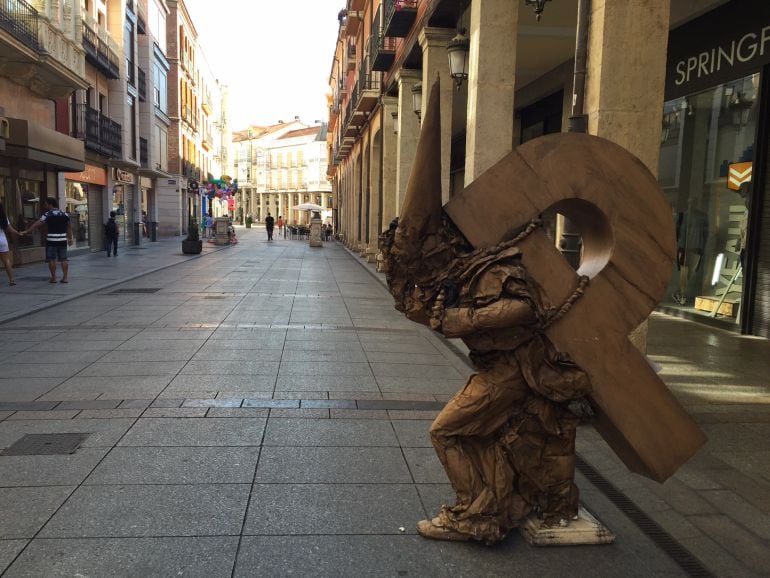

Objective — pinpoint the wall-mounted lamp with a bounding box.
[411,82,422,121]
[525,0,552,21]
[391,110,399,134]
[729,91,754,126]
[447,28,470,89]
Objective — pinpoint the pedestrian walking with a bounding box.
[0,202,21,286]
[22,197,73,283]
[277,215,284,238]
[265,212,275,241]
[104,211,120,257]
[205,214,214,238]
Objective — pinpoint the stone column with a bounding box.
[368,125,382,259]
[585,0,670,175]
[359,141,370,254]
[584,0,671,351]
[259,193,266,223]
[419,27,455,203]
[381,96,399,227]
[464,0,518,185]
[396,69,421,214]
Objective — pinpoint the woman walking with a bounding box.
[0,203,21,286]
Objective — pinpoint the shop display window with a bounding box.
[659,73,759,323]
[66,181,90,248]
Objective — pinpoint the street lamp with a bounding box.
[447,28,470,89]
[411,82,422,121]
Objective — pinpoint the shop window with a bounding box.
[659,73,759,324]
[65,182,90,248]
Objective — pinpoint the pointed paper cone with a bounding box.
[396,76,443,246]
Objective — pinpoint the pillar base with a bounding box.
[520,506,615,546]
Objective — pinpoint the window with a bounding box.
[149,0,166,54]
[659,73,759,324]
[152,61,168,113]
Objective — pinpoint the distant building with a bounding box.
[232,121,332,225]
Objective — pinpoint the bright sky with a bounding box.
[184,0,342,130]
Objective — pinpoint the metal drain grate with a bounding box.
[1,433,90,456]
[110,288,162,294]
[576,455,714,577]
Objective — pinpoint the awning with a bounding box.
[4,118,85,172]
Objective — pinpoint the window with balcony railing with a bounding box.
[0,0,40,50]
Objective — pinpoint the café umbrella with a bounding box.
[291,203,324,211]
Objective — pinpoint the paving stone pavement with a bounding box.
[0,226,767,576]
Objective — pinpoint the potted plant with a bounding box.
[182,219,202,254]
[245,215,252,228]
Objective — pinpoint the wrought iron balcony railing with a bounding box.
[383,0,418,38]
[0,0,39,50]
[71,104,122,158]
[82,20,119,79]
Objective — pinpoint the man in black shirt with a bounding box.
[23,197,73,283]
[265,212,275,241]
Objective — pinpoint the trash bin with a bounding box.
[150,221,158,242]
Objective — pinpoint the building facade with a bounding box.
[233,121,332,226]
[1,0,87,264]
[327,0,770,339]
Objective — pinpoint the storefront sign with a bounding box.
[63,164,107,186]
[728,162,752,190]
[112,168,135,184]
[666,0,770,99]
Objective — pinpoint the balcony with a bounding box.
[181,159,201,181]
[139,137,148,168]
[201,132,213,151]
[71,104,122,158]
[0,0,87,97]
[0,0,39,50]
[369,33,396,72]
[82,18,119,79]
[354,60,380,115]
[138,67,146,101]
[383,0,418,38]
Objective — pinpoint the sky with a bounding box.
[184,0,342,131]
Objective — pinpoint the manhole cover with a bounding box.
[110,288,162,294]
[1,433,90,456]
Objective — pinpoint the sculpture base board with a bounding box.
[520,506,615,546]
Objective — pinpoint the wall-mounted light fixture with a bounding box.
[525,0,552,21]
[411,82,422,121]
[447,28,469,89]
[391,110,399,134]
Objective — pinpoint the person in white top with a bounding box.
[0,202,22,286]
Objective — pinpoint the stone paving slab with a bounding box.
[85,447,260,484]
[233,535,446,578]
[262,418,399,447]
[244,484,424,535]
[0,540,27,575]
[255,447,413,484]
[4,537,239,578]
[0,449,109,486]
[118,418,266,447]
[38,484,250,538]
[0,486,74,539]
